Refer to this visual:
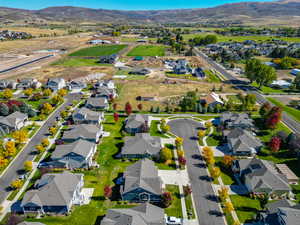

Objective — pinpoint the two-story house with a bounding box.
[0,111,28,135]
[72,107,104,125]
[85,97,109,111]
[46,78,66,91]
[40,139,97,170]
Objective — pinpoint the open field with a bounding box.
[127,45,166,57]
[115,79,239,111]
[183,33,300,43]
[69,45,127,57]
[52,57,113,67]
[0,27,66,36]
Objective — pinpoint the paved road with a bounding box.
[168,119,226,225]
[194,48,300,133]
[0,93,80,203]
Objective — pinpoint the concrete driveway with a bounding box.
[158,169,190,187]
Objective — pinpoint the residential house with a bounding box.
[224,128,263,156]
[101,203,166,225]
[232,158,292,198]
[121,133,162,159]
[270,80,292,89]
[0,80,9,89]
[258,200,300,225]
[200,92,224,108]
[121,159,163,202]
[46,78,66,91]
[72,107,104,125]
[17,78,41,89]
[125,114,151,134]
[85,97,109,111]
[275,164,299,184]
[173,59,192,74]
[62,124,103,143]
[129,68,151,75]
[93,80,115,90]
[220,112,255,130]
[40,139,97,169]
[291,69,300,76]
[0,111,28,135]
[67,80,86,91]
[21,171,84,214]
[94,87,117,99]
[99,54,118,64]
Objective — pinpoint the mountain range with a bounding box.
[1,0,300,26]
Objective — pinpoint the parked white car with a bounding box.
[165,215,182,225]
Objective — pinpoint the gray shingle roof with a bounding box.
[0,111,28,128]
[21,171,83,208]
[225,128,262,154]
[73,107,103,121]
[62,124,101,140]
[123,159,162,195]
[221,112,254,128]
[266,199,296,214]
[238,158,291,192]
[101,203,166,225]
[86,97,108,108]
[278,207,300,225]
[51,139,96,159]
[125,114,149,130]
[122,133,161,156]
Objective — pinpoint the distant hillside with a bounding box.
[1,1,300,25]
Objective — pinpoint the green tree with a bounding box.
[160,147,172,163]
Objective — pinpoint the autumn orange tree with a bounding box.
[4,141,17,157]
[12,130,28,144]
[218,186,229,202]
[222,155,234,168]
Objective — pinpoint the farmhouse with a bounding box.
[121,159,163,202]
[121,133,162,159]
[21,171,84,215]
[101,203,166,225]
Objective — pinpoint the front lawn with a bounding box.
[69,45,127,57]
[206,126,222,146]
[164,185,183,218]
[267,97,300,123]
[150,120,169,138]
[127,45,166,56]
[183,188,195,219]
[204,70,222,83]
[52,57,112,67]
[252,82,285,94]
[230,195,261,224]
[215,157,236,185]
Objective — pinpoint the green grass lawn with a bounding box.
[267,97,300,123]
[251,82,285,94]
[165,185,183,218]
[150,120,169,138]
[69,45,127,57]
[26,116,135,225]
[52,57,112,67]
[165,72,199,81]
[215,157,236,185]
[204,70,222,83]
[127,45,166,56]
[206,126,222,146]
[230,195,261,223]
[183,187,195,219]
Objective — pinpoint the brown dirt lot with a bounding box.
[114,78,238,111]
[0,27,66,36]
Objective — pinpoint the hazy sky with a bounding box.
[0,0,276,10]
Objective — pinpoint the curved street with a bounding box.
[168,119,226,225]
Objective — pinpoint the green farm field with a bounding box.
[127,45,166,56]
[69,45,127,57]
